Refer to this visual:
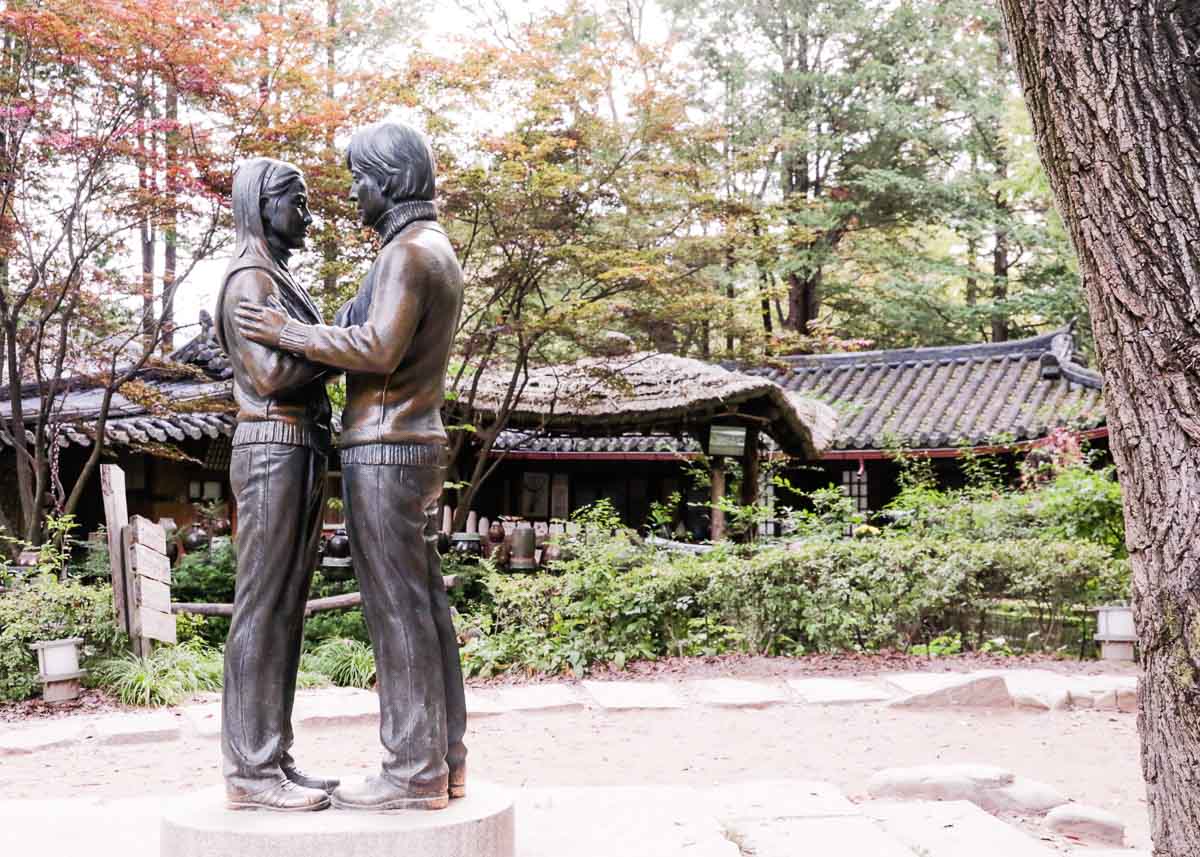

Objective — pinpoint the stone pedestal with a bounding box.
[161,781,515,857]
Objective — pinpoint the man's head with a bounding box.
[346,122,435,227]
[232,157,312,255]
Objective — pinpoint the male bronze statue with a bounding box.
[238,122,468,811]
[215,158,337,811]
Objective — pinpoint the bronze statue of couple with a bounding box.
[212,122,467,813]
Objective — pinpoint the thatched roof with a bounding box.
[461,351,836,459]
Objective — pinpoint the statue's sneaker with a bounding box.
[226,779,331,812]
[283,764,340,794]
[331,776,449,811]
[449,763,466,799]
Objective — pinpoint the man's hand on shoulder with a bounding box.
[236,295,290,348]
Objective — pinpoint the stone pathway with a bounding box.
[0,668,1148,856]
[0,779,1149,857]
[0,668,1139,757]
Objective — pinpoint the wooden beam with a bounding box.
[171,576,460,618]
[710,455,726,541]
[741,428,761,507]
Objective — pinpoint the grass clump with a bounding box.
[92,640,223,707]
[306,638,376,689]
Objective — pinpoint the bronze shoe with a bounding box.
[283,763,340,793]
[331,775,449,811]
[449,763,466,799]
[226,779,331,812]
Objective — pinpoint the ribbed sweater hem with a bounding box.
[338,442,447,467]
[233,421,331,450]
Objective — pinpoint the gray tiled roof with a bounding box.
[747,326,1105,451]
[0,315,234,449]
[492,430,702,455]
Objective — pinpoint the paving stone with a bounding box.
[1116,688,1137,712]
[84,710,182,745]
[984,779,1070,815]
[786,677,893,705]
[978,669,1072,711]
[726,816,918,857]
[293,688,380,727]
[0,796,164,857]
[492,683,584,712]
[518,786,736,857]
[1044,803,1126,845]
[868,763,1014,803]
[887,673,1013,708]
[866,800,1059,857]
[705,780,858,821]
[182,702,222,739]
[0,718,85,755]
[465,689,511,717]
[1067,676,1138,711]
[688,679,789,708]
[868,763,1066,816]
[582,680,685,710]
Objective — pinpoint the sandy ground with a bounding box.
[0,656,1149,850]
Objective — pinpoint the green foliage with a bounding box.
[171,539,237,604]
[91,640,223,707]
[307,638,376,689]
[456,474,1131,676]
[0,575,126,701]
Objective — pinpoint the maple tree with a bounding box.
[0,0,239,545]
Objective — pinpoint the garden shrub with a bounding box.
[0,575,126,701]
[171,540,237,603]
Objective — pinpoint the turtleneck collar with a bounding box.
[373,199,438,245]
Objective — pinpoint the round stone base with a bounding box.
[160,781,515,857]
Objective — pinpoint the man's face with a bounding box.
[264,179,313,250]
[349,164,388,227]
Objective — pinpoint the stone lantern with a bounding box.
[1094,605,1136,661]
[30,637,86,703]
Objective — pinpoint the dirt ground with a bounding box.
[0,655,1148,849]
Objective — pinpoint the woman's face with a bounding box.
[264,178,313,250]
[349,163,388,227]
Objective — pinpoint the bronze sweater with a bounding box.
[277,208,463,449]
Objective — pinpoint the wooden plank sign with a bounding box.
[123,515,176,652]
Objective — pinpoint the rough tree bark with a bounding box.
[996,2,1200,853]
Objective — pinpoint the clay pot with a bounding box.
[324,529,351,559]
[182,526,209,551]
[450,532,483,560]
[488,521,506,546]
[539,541,563,567]
[211,517,232,537]
[508,525,537,571]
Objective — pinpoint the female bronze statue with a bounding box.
[216,157,336,812]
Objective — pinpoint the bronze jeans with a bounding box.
[222,441,326,794]
[341,449,467,793]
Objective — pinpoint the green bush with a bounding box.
[0,575,126,701]
[92,640,223,707]
[171,540,237,603]
[458,523,1131,677]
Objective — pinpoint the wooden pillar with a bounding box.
[710,455,726,541]
[740,428,760,507]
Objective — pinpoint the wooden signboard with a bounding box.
[100,465,175,656]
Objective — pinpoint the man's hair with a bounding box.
[346,122,435,203]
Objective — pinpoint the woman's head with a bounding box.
[346,122,435,225]
[232,157,311,255]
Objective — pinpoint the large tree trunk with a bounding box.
[996,2,1200,853]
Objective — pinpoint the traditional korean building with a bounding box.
[0,318,1105,541]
